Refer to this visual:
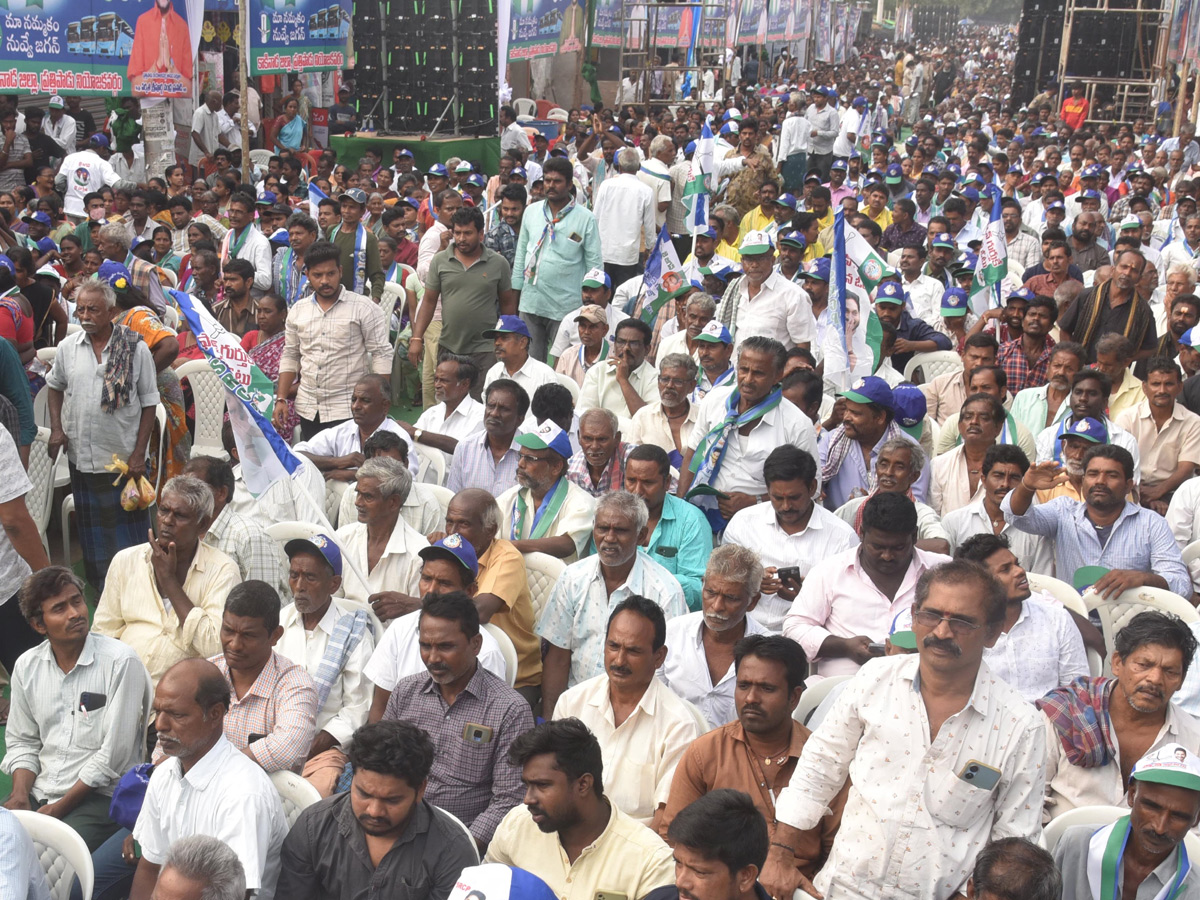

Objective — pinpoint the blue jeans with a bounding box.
[89,828,137,900]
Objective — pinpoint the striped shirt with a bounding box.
[446,430,521,495]
[203,504,287,598]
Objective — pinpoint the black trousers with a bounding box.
[0,591,42,673]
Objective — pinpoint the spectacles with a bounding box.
[912,609,982,636]
[613,338,644,348]
[518,452,550,465]
[658,375,693,388]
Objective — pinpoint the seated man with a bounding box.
[942,444,1056,577]
[679,336,818,531]
[831,438,951,555]
[1054,744,1200,900]
[579,318,661,423]
[554,596,703,827]
[336,457,429,620]
[183,455,286,595]
[932,364,1036,460]
[443,489,543,708]
[484,720,675,900]
[659,545,770,727]
[382,592,534,846]
[624,444,712,611]
[660,635,845,881]
[1004,446,1192,598]
[1009,341,1086,437]
[94,475,242,685]
[784,492,950,677]
[920,333,1000,424]
[363,537,509,721]
[0,806,51,900]
[1032,415,1110,504]
[278,721,479,900]
[497,421,597,561]
[2,567,152,851]
[625,352,699,470]
[724,445,860,632]
[405,354,485,469]
[482,316,559,402]
[148,836,246,900]
[954,533,1089,701]
[93,658,288,900]
[818,375,930,511]
[692,320,736,400]
[294,374,418,484]
[567,408,634,498]
[446,379,527,495]
[555,304,613,387]
[336,431,443,535]
[1037,612,1200,817]
[539,490,688,719]
[194,581,318,774]
[276,536,375,796]
[221,422,328,530]
[929,393,1006,516]
[970,839,1061,900]
[1035,368,1141,476]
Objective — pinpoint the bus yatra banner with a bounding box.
[248,0,350,74]
[0,0,203,96]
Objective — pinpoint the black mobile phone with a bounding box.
[776,566,802,585]
[248,733,268,744]
[79,692,107,712]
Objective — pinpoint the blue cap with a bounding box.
[395,148,414,159]
[268,228,290,245]
[97,260,132,291]
[1080,188,1102,200]
[401,196,421,210]
[776,192,798,210]
[892,383,928,439]
[800,257,831,282]
[698,261,738,281]
[1081,164,1102,178]
[1010,135,1025,145]
[874,281,907,305]
[697,225,719,239]
[831,159,848,172]
[1061,416,1108,444]
[1181,327,1200,349]
[483,315,532,339]
[0,255,15,276]
[840,375,894,410]
[548,145,569,158]
[284,533,343,576]
[510,166,528,179]
[450,864,559,900]
[946,163,962,177]
[960,187,980,202]
[1007,165,1023,175]
[516,420,574,459]
[35,236,57,254]
[685,140,697,155]
[427,163,449,177]
[962,172,984,186]
[906,134,919,147]
[693,320,733,344]
[941,287,969,316]
[719,122,738,136]
[419,533,479,577]
[338,188,367,205]
[805,170,824,183]
[931,233,957,249]
[1047,199,1066,211]
[89,134,109,148]
[1006,287,1036,303]
[581,267,612,289]
[21,210,51,226]
[255,190,277,206]
[885,163,903,184]
[466,173,487,188]
[777,228,806,248]
[852,96,867,109]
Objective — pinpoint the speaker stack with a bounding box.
[456,0,499,137]
[1012,0,1064,109]
[909,4,960,42]
[352,0,385,125]
[1063,0,1161,81]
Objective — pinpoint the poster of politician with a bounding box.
[248,0,352,74]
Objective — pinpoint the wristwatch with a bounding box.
[413,428,423,443]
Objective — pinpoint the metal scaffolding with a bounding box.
[618,1,730,109]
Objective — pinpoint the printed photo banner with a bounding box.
[591,0,624,47]
[736,0,763,44]
[509,0,578,59]
[698,0,728,48]
[815,0,831,60]
[765,0,789,41]
[248,0,351,73]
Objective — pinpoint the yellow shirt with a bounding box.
[803,240,828,263]
[485,798,675,900]
[477,539,542,689]
[1106,371,1146,421]
[93,542,242,685]
[815,209,834,232]
[867,206,893,230]
[715,239,742,262]
[738,205,776,240]
[1115,398,1200,487]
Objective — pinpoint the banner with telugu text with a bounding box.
[833,2,847,63]
[765,0,789,41]
[248,0,351,74]
[591,0,623,46]
[815,0,831,61]
[788,0,809,40]
[508,0,572,60]
[736,0,763,44]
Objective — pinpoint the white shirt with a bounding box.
[501,121,533,153]
[414,396,485,468]
[929,445,986,517]
[56,149,120,217]
[134,736,288,900]
[658,610,770,726]
[553,673,703,824]
[637,158,673,229]
[579,358,660,423]
[483,356,560,407]
[833,106,863,158]
[733,272,816,349]
[44,112,76,156]
[1035,416,1142,481]
[219,225,274,293]
[362,608,507,691]
[775,113,812,162]
[276,600,376,748]
[334,518,429,603]
[783,545,952,677]
[294,417,420,478]
[592,173,657,266]
[722,501,860,632]
[979,592,1089,701]
[903,273,948,326]
[942,495,1057,577]
[549,304,620,360]
[775,655,1046,900]
[1166,475,1200,593]
[189,104,223,165]
[688,395,818,499]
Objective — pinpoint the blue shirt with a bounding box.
[511,200,603,319]
[446,431,521,495]
[643,493,712,612]
[1001,496,1192,597]
[891,309,953,374]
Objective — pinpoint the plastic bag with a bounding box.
[106,455,155,510]
[137,476,156,508]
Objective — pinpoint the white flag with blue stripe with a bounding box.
[308,181,329,212]
[683,122,715,233]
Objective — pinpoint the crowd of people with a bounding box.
[3,23,1200,900]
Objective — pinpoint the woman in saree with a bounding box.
[275,97,308,155]
[241,293,300,441]
[101,261,191,482]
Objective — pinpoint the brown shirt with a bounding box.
[214,296,257,338]
[658,720,847,879]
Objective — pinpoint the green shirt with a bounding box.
[331,224,384,301]
[426,245,512,355]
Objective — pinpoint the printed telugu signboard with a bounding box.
[248,0,350,74]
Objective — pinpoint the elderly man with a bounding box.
[931,366,1035,459]
[554,596,702,827]
[567,408,633,498]
[95,222,168,314]
[929,393,1006,517]
[146,836,246,900]
[579,318,660,423]
[93,476,241,685]
[273,241,393,441]
[592,148,656,287]
[661,634,845,880]
[46,280,160,589]
[405,355,485,469]
[482,315,558,401]
[718,231,815,350]
[182,456,286,596]
[497,421,596,561]
[2,567,152,851]
[1059,249,1158,360]
[1116,357,1200,513]
[724,445,860,632]
[1037,612,1200,817]
[784,492,950,678]
[276,535,374,795]
[658,544,770,725]
[446,378,526,495]
[679,336,818,531]
[554,304,612,387]
[539,490,687,719]
[1035,369,1141,473]
[627,352,698,469]
[761,561,1046,900]
[335,457,429,620]
[217,194,273,296]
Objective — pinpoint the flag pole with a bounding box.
[239,0,251,181]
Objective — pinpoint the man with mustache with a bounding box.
[1004,445,1192,599]
[567,408,634,499]
[1010,341,1087,435]
[761,560,1046,900]
[1034,368,1142,472]
[929,393,1006,517]
[446,379,527,496]
[579,318,660,423]
[1117,358,1200,515]
[277,720,479,900]
[380,590,533,847]
[553,596,702,827]
[1037,612,1200,819]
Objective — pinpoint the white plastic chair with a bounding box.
[903,350,963,385]
[1027,573,1085,615]
[269,769,322,829]
[523,551,565,621]
[484,623,518,688]
[335,596,386,643]
[413,442,447,486]
[1043,804,1128,851]
[546,107,569,122]
[436,807,481,864]
[33,386,70,492]
[685,700,710,734]
[1084,586,1200,676]
[25,428,55,558]
[177,359,230,460]
[1182,539,1200,568]
[513,98,537,117]
[35,346,56,366]
[792,674,852,726]
[12,808,94,900]
[425,484,454,521]
[250,148,273,170]
[555,372,581,403]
